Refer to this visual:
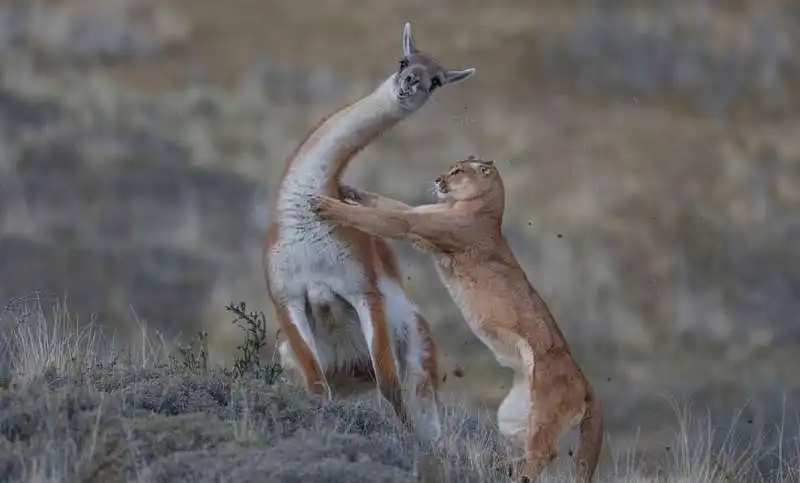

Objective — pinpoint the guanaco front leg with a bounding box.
[273,300,332,400]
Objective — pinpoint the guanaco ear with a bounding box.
[444,68,476,86]
[402,22,417,56]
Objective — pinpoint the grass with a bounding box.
[0,299,798,483]
[2,297,100,385]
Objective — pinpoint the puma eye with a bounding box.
[480,166,492,175]
[430,77,442,91]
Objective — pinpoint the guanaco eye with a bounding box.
[399,58,409,70]
[430,77,442,91]
[480,166,492,175]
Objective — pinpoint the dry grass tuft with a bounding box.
[1,296,101,385]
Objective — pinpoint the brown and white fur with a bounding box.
[262,23,475,438]
[310,157,604,482]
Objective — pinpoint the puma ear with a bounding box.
[444,68,476,86]
[477,160,495,175]
[402,22,417,57]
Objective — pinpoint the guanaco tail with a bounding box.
[262,22,476,437]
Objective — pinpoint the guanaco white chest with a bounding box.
[270,180,367,308]
[267,175,397,373]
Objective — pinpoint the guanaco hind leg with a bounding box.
[405,312,442,439]
[348,292,409,425]
[273,300,332,400]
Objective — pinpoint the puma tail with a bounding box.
[575,387,604,482]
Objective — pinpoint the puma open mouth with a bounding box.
[399,85,418,98]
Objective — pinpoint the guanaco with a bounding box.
[262,23,476,437]
[310,157,604,482]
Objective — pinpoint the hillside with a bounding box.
[1,304,797,482]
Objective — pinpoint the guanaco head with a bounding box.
[434,156,504,206]
[391,22,476,112]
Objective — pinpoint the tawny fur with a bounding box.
[310,157,604,482]
[262,22,474,438]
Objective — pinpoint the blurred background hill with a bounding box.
[1,0,799,472]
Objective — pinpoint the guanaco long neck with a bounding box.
[280,76,407,199]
